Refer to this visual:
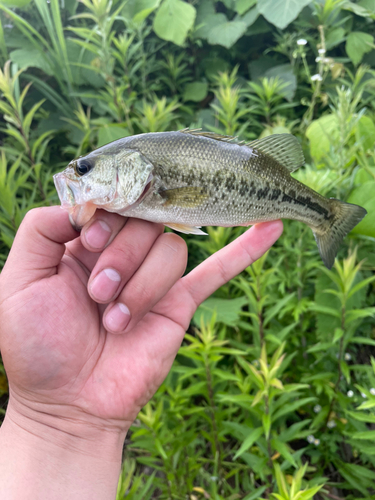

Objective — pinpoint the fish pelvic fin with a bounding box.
[246,134,305,172]
[312,199,367,269]
[164,222,207,235]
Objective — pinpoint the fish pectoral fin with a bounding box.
[159,186,209,208]
[246,134,305,172]
[164,223,207,235]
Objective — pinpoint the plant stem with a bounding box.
[324,305,346,429]
[264,395,274,497]
[205,360,222,474]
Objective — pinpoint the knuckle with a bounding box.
[215,253,230,284]
[112,241,140,271]
[22,207,44,227]
[127,279,153,305]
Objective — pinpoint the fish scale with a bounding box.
[54,130,367,269]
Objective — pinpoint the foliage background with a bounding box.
[0,0,375,498]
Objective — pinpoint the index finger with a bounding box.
[182,221,283,307]
[1,207,78,295]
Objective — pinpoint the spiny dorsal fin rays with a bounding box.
[179,128,238,143]
[179,130,304,172]
[245,134,305,172]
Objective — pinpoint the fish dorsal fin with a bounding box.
[246,134,305,172]
[164,222,207,235]
[179,128,237,143]
[159,186,209,208]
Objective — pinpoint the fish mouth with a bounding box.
[54,172,76,209]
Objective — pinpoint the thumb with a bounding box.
[1,207,78,295]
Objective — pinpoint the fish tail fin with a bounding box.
[312,199,367,269]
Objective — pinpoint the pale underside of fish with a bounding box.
[53,130,367,269]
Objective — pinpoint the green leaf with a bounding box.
[326,27,346,50]
[237,6,259,27]
[183,82,208,102]
[340,360,350,383]
[193,296,247,326]
[153,0,196,46]
[233,426,263,459]
[346,32,374,65]
[195,13,227,39]
[264,64,297,102]
[0,0,31,7]
[343,1,371,17]
[274,462,289,497]
[357,399,375,410]
[97,126,128,148]
[333,328,344,343]
[348,182,375,237]
[235,0,257,14]
[257,0,313,30]
[208,21,247,48]
[262,413,271,439]
[347,411,375,423]
[351,430,375,440]
[242,487,267,500]
[10,48,53,75]
[356,115,375,151]
[123,0,161,23]
[297,485,324,500]
[351,337,375,347]
[271,437,297,467]
[273,397,316,421]
[306,114,339,161]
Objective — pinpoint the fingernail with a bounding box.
[90,268,121,302]
[85,220,111,249]
[105,303,131,333]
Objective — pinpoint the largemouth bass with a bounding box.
[53,129,367,269]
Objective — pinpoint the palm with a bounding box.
[0,207,282,432]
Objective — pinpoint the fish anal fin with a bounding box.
[160,186,209,208]
[164,223,207,235]
[246,134,305,172]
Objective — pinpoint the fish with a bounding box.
[53,129,367,269]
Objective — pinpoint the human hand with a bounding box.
[0,207,282,499]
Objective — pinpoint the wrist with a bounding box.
[0,396,128,500]
[5,394,128,458]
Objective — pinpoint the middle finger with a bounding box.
[88,218,164,303]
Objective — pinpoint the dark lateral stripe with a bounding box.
[281,192,329,218]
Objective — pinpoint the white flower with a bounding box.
[210,476,218,482]
[327,420,336,429]
[361,392,367,398]
[314,438,320,445]
[344,353,352,361]
[347,390,354,397]
[318,48,326,54]
[311,74,323,82]
[370,388,375,396]
[297,39,307,46]
[307,435,315,443]
[314,405,322,413]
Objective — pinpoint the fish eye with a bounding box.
[75,160,93,177]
